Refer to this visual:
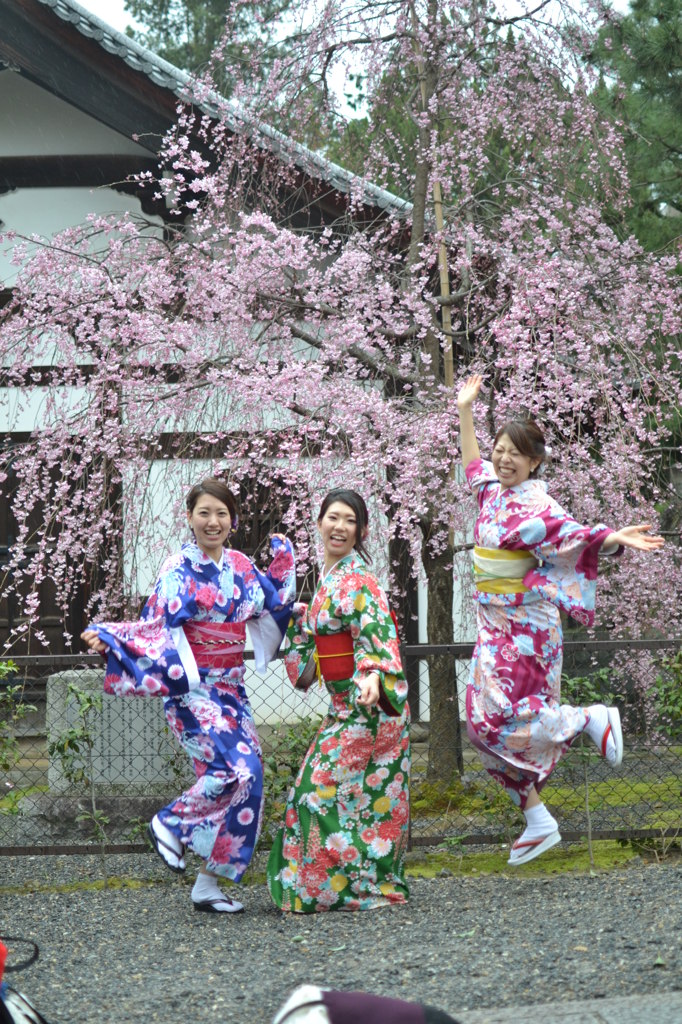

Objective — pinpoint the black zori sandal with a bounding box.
[192,896,244,914]
[147,819,186,874]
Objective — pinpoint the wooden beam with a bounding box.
[0,154,159,193]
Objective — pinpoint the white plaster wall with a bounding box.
[0,187,163,285]
[0,385,89,431]
[0,70,149,157]
[0,70,164,284]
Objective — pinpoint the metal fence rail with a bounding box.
[1,638,681,856]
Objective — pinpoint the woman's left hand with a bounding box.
[607,524,665,552]
[81,629,108,654]
[355,672,381,709]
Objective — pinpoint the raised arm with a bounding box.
[457,374,483,470]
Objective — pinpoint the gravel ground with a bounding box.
[2,852,682,1024]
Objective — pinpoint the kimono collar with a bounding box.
[320,552,366,585]
[182,540,226,574]
[497,476,548,498]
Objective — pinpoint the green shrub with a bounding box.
[652,651,682,741]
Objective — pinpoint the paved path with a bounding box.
[3,853,681,1023]
[455,990,682,1023]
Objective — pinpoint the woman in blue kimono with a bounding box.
[82,477,295,914]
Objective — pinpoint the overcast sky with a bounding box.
[77,0,630,38]
[77,0,137,32]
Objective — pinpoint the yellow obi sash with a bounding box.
[473,546,538,594]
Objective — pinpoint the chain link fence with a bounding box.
[1,638,680,856]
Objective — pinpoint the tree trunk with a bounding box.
[421,533,464,781]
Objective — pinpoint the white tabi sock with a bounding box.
[519,802,558,842]
[191,872,244,913]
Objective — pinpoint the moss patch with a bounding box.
[405,840,639,878]
[545,777,682,817]
[410,776,510,819]
[0,876,167,897]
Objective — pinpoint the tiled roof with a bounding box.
[37,0,412,217]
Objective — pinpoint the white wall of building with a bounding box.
[0,70,163,284]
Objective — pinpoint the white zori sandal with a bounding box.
[586,705,624,767]
[507,829,562,866]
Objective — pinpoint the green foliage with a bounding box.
[590,0,682,252]
[261,715,322,842]
[0,785,47,816]
[47,683,103,787]
[124,0,293,79]
[76,807,110,844]
[652,650,682,739]
[561,667,622,708]
[0,661,35,774]
[47,682,109,865]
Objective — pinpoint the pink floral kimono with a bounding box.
[465,458,619,807]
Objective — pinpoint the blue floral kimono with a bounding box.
[88,536,295,879]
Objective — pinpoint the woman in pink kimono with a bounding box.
[457,375,664,865]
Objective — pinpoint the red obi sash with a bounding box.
[183,621,246,670]
[314,632,355,682]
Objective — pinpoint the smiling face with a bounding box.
[187,494,232,560]
[318,500,363,567]
[492,433,541,489]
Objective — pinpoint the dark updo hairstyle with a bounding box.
[186,477,239,528]
[493,419,546,478]
[318,488,371,562]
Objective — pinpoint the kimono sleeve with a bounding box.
[522,503,615,626]
[465,458,500,508]
[282,603,317,691]
[86,556,200,698]
[246,535,296,674]
[346,572,408,717]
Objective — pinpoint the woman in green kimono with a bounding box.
[267,489,411,913]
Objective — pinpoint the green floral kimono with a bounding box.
[267,554,411,913]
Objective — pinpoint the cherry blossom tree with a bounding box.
[1,0,681,781]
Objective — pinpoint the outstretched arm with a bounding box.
[605,524,665,552]
[457,374,483,470]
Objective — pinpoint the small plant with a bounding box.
[125,815,152,845]
[48,681,109,881]
[652,652,682,741]
[562,666,622,708]
[76,807,110,846]
[48,683,103,787]
[629,827,682,864]
[0,661,35,780]
[562,667,624,870]
[437,833,471,870]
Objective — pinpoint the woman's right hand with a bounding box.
[81,629,108,655]
[457,373,484,409]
